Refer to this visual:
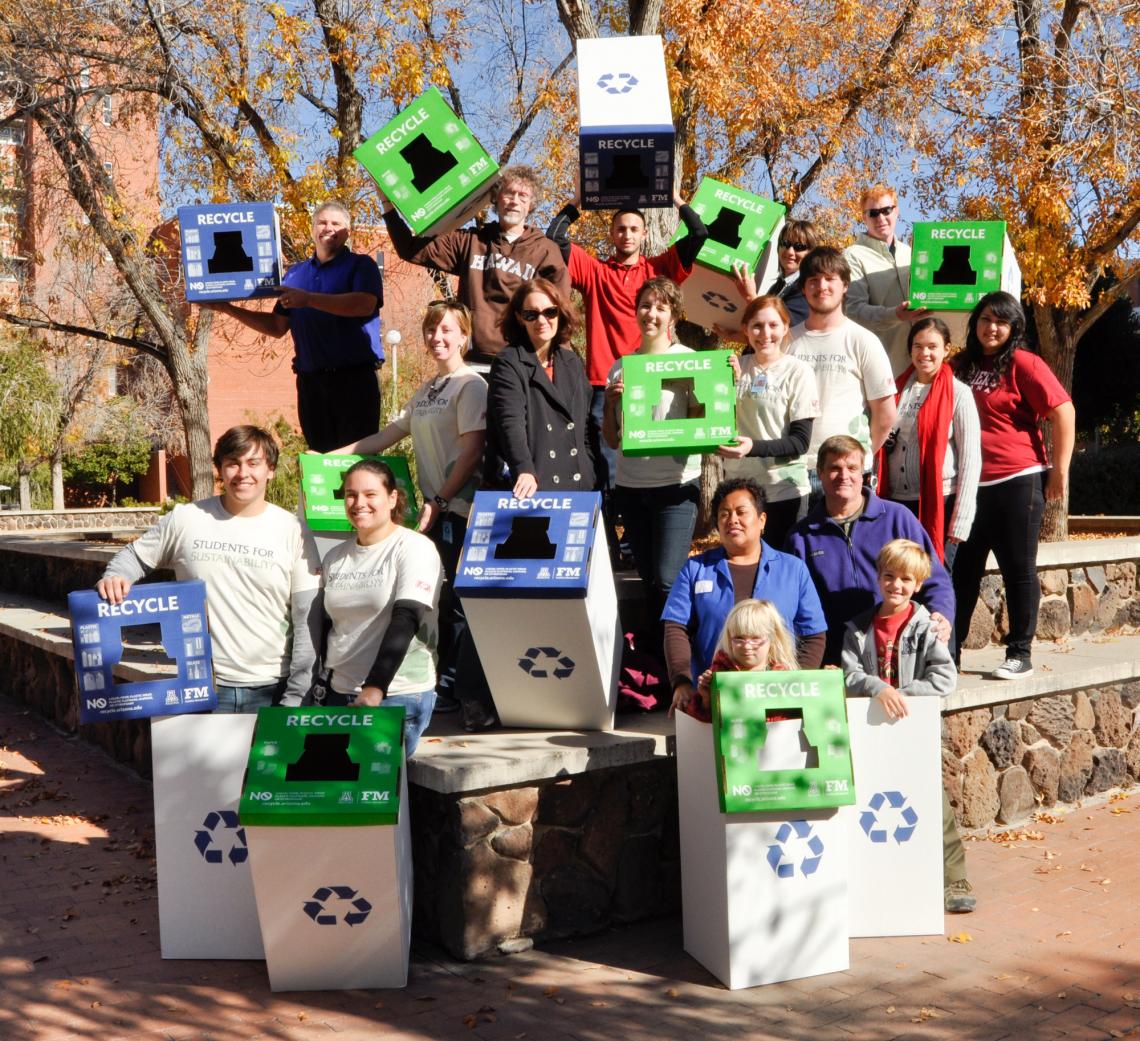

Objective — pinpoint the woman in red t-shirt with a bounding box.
[951,292,1075,680]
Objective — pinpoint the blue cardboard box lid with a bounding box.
[454,492,601,599]
[68,580,217,723]
[177,202,282,301]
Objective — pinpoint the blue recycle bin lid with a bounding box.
[454,491,601,599]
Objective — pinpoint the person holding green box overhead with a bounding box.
[331,300,487,718]
[602,277,703,651]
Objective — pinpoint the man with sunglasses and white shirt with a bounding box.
[844,184,930,375]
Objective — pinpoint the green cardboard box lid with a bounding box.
[671,177,785,275]
[354,87,499,236]
[909,220,1020,312]
[299,453,418,531]
[620,350,736,456]
[712,669,855,814]
[239,706,405,827]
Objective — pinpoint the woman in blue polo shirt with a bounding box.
[663,477,826,719]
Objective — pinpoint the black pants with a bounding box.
[427,510,469,699]
[952,473,1045,662]
[762,494,807,552]
[296,363,382,452]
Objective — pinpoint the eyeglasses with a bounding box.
[779,241,811,251]
[866,205,896,219]
[730,635,770,646]
[518,306,559,322]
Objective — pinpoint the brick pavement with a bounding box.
[2,694,1140,1041]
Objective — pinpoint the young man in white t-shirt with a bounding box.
[787,246,898,499]
[96,426,322,712]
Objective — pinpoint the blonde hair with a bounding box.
[716,599,799,670]
[877,539,932,584]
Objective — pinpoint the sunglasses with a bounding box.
[518,306,559,322]
[866,205,896,218]
[779,241,811,251]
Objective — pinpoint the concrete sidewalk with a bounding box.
[2,694,1139,1041]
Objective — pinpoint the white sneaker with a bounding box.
[991,658,1033,680]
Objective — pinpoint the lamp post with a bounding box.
[384,329,402,419]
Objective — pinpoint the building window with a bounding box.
[79,67,91,89]
[103,160,113,176]
[0,122,23,145]
[102,96,113,125]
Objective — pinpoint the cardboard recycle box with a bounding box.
[620,349,736,456]
[177,202,283,303]
[355,86,499,236]
[711,669,855,814]
[672,177,786,331]
[239,705,412,990]
[909,220,1022,311]
[577,34,675,210]
[298,453,419,532]
[67,580,216,723]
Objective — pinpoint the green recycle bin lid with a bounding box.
[299,453,419,531]
[239,705,405,826]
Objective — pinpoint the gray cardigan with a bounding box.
[841,601,957,698]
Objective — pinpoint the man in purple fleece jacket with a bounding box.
[785,434,954,664]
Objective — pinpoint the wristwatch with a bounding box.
[433,494,449,511]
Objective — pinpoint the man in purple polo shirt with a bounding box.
[211,201,384,451]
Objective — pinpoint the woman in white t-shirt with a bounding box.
[336,301,487,716]
[717,295,820,549]
[602,277,703,646]
[321,459,443,755]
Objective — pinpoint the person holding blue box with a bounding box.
[210,201,384,452]
[96,425,322,713]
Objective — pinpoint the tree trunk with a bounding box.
[1033,304,1075,542]
[17,464,31,511]
[166,325,215,499]
[51,451,64,510]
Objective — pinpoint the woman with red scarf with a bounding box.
[876,317,981,570]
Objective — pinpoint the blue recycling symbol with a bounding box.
[702,290,738,313]
[518,646,576,679]
[765,819,824,878]
[302,885,372,926]
[859,790,918,844]
[597,71,639,94]
[193,809,248,865]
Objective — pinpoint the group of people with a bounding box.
[94,171,1075,909]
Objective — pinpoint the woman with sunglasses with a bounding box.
[484,277,594,498]
[717,294,820,549]
[333,301,486,712]
[730,219,822,329]
[950,292,1074,680]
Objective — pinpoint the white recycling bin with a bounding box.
[151,712,263,959]
[455,491,620,731]
[675,711,849,989]
[240,705,411,991]
[842,697,944,937]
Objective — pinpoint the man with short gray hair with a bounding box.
[212,201,384,451]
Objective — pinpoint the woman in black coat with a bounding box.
[484,277,595,496]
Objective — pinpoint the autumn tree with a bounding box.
[914,0,1140,537]
[0,331,59,509]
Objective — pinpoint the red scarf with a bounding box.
[876,363,954,561]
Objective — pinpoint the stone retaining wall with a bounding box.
[0,508,160,532]
[963,560,1139,649]
[944,681,1140,827]
[409,762,680,960]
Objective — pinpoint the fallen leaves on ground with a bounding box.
[948,932,972,943]
[912,1007,942,1023]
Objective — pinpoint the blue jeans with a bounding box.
[213,679,286,714]
[323,688,437,757]
[614,480,700,642]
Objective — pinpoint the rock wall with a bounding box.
[409,762,681,960]
[944,682,1140,828]
[0,509,160,532]
[963,561,1139,649]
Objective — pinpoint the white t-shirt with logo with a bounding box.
[788,318,896,464]
[322,527,441,697]
[724,353,820,501]
[391,365,487,517]
[126,498,321,686]
[607,344,702,488]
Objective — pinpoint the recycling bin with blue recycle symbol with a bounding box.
[841,696,944,937]
[239,705,411,991]
[152,713,263,959]
[454,491,621,731]
[676,712,849,988]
